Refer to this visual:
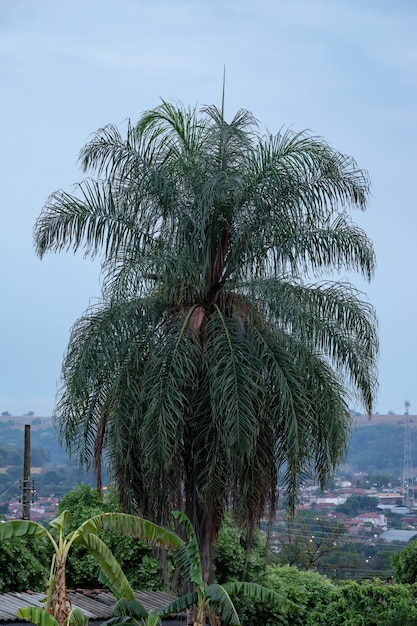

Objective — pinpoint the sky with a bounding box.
[0,0,416,417]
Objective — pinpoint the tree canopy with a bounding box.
[34,101,378,580]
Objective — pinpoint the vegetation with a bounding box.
[272,509,346,571]
[214,514,268,583]
[335,495,380,516]
[0,510,182,626]
[57,485,165,590]
[234,565,334,626]
[346,423,417,473]
[100,598,161,626]
[160,510,297,626]
[3,485,417,624]
[306,579,417,626]
[0,535,49,592]
[392,539,417,584]
[34,101,378,581]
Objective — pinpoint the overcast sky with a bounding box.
[0,0,416,417]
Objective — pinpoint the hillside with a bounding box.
[1,413,416,476]
[343,413,417,474]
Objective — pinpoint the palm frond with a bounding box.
[140,308,202,472]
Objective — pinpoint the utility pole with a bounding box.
[402,401,415,509]
[22,424,31,520]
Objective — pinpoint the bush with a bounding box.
[392,539,417,584]
[214,515,267,583]
[235,564,334,626]
[306,579,417,626]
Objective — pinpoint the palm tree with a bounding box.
[34,101,378,582]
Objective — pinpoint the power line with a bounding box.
[0,480,20,501]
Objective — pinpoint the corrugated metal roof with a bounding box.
[0,590,177,623]
[378,529,417,543]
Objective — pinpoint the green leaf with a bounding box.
[66,608,88,626]
[79,513,184,550]
[171,511,203,587]
[17,607,59,626]
[143,611,161,626]
[112,598,148,620]
[159,591,199,617]
[49,510,72,534]
[77,532,135,600]
[221,581,299,615]
[205,584,240,625]
[0,520,47,540]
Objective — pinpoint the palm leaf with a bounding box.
[34,100,378,577]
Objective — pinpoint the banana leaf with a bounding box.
[159,591,199,618]
[78,513,184,549]
[221,581,299,615]
[17,607,59,626]
[78,532,135,600]
[0,520,47,539]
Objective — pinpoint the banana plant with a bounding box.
[161,511,298,626]
[0,511,183,626]
[100,598,162,626]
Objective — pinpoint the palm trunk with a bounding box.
[51,560,70,626]
[184,455,220,584]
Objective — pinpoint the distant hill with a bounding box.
[344,414,417,474]
[0,415,65,465]
[0,415,99,497]
[1,413,415,476]
[353,413,417,428]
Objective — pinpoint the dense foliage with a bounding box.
[392,540,417,584]
[235,565,334,626]
[306,580,417,626]
[58,485,165,590]
[335,495,380,516]
[214,514,268,583]
[0,535,49,592]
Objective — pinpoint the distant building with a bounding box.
[379,529,417,543]
[354,511,387,527]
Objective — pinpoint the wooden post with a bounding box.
[22,424,31,520]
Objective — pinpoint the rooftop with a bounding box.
[0,590,184,625]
